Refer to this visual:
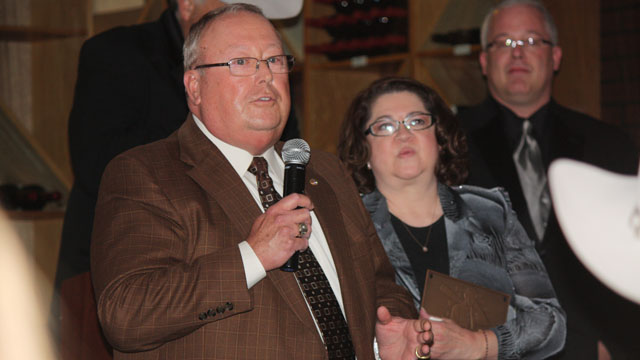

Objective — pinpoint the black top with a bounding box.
[390,214,448,296]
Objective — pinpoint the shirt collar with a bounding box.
[494,97,551,151]
[192,114,283,179]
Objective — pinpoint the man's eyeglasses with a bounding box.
[364,112,435,137]
[193,55,295,76]
[486,37,553,51]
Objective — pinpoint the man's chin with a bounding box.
[504,86,535,101]
[246,113,287,131]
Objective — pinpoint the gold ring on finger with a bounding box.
[298,223,308,237]
[415,345,430,359]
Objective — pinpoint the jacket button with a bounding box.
[216,305,225,314]
[198,312,208,320]
[207,309,216,317]
[225,302,234,311]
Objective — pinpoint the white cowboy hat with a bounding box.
[222,0,303,20]
[549,158,640,304]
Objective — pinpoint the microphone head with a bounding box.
[282,138,311,165]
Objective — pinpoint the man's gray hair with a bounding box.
[183,3,265,71]
[480,0,558,50]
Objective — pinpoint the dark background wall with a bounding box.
[601,0,640,150]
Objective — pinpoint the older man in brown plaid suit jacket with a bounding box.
[91,4,434,360]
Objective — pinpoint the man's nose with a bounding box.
[510,44,524,58]
[255,60,274,80]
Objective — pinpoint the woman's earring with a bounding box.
[366,162,372,170]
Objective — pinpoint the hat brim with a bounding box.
[221,0,303,20]
[549,159,640,304]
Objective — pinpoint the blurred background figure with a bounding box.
[0,211,56,360]
[338,76,565,359]
[458,0,640,358]
[549,159,640,305]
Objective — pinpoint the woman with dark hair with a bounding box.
[338,77,565,359]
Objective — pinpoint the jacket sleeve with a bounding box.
[493,197,566,359]
[90,153,253,352]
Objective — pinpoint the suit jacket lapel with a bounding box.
[547,101,585,165]
[539,101,585,246]
[468,109,538,241]
[179,117,261,240]
[178,118,316,333]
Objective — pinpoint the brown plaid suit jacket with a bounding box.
[91,115,415,359]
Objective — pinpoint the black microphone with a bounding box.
[280,138,311,272]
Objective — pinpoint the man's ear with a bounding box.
[479,51,488,76]
[184,69,201,106]
[552,45,563,72]
[176,0,195,25]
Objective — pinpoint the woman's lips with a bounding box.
[398,147,415,157]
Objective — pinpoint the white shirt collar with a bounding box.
[192,114,284,180]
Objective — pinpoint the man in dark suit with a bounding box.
[91,5,434,359]
[458,0,640,359]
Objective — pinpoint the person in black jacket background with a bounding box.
[458,0,640,358]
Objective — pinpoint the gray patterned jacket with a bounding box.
[362,183,566,359]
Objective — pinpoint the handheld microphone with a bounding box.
[280,138,311,272]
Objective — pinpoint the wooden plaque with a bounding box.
[421,270,510,330]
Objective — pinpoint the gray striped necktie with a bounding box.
[513,120,551,241]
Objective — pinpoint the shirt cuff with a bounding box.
[238,241,267,289]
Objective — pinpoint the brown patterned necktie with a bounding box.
[248,157,355,359]
[248,157,282,208]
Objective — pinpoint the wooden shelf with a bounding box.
[307,53,410,70]
[6,210,65,221]
[302,0,489,153]
[0,25,86,42]
[416,44,482,58]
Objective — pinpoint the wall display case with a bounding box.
[302,0,493,153]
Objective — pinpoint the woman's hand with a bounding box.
[376,307,434,360]
[429,317,496,359]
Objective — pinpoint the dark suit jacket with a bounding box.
[90,116,415,359]
[57,10,188,285]
[459,97,640,359]
[57,10,299,286]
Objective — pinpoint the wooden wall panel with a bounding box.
[31,38,81,186]
[544,0,601,119]
[304,62,410,153]
[410,0,449,51]
[32,219,64,308]
[30,0,88,30]
[416,56,486,107]
[0,0,31,25]
[0,42,33,129]
[0,0,89,316]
